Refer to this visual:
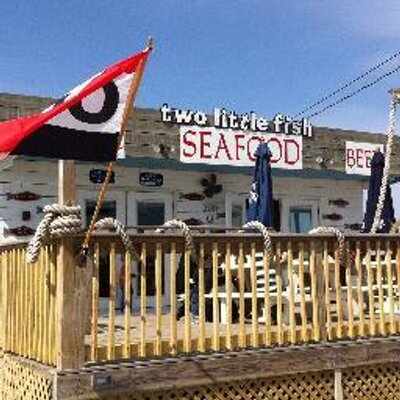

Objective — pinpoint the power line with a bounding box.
[294,50,400,118]
[305,63,400,120]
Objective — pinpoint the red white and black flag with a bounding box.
[0,49,150,161]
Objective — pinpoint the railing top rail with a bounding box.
[1,228,400,251]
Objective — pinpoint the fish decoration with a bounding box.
[180,192,205,201]
[6,191,42,201]
[344,223,362,231]
[4,225,35,237]
[183,218,203,226]
[322,213,343,221]
[328,199,349,208]
[201,173,223,198]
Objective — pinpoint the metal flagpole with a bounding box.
[82,37,154,254]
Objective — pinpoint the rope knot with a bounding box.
[27,203,82,264]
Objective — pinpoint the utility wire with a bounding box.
[294,50,400,118]
[305,63,400,120]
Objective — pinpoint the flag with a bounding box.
[0,49,150,161]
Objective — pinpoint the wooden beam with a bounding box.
[55,338,400,398]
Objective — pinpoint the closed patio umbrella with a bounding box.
[362,150,395,233]
[246,142,274,227]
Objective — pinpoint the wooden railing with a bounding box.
[1,233,400,368]
[0,244,57,365]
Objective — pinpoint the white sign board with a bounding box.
[180,126,303,169]
[345,141,383,176]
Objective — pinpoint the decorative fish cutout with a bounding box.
[6,191,42,201]
[183,218,203,226]
[4,225,35,236]
[344,223,362,231]
[4,191,55,201]
[180,192,205,201]
[322,213,343,221]
[328,199,349,208]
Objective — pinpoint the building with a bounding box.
[3,92,400,399]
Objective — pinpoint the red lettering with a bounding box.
[199,131,212,159]
[266,137,282,164]
[346,149,355,167]
[284,139,300,165]
[247,137,263,162]
[215,133,232,160]
[235,134,245,160]
[182,130,196,158]
[356,149,363,168]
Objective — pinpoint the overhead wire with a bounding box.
[305,63,400,120]
[294,50,400,119]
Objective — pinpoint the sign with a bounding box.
[139,172,164,187]
[345,141,384,176]
[180,126,303,169]
[161,104,313,137]
[89,169,115,184]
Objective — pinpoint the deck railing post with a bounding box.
[316,240,328,342]
[55,160,86,370]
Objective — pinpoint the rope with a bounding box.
[27,204,81,264]
[371,95,398,233]
[161,219,196,260]
[93,217,140,261]
[308,226,345,263]
[243,221,274,260]
[390,219,400,233]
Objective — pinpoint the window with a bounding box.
[137,201,165,226]
[289,207,312,233]
[137,201,166,296]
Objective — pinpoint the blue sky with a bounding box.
[1,1,400,134]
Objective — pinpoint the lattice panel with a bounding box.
[119,370,334,400]
[342,362,400,400]
[0,356,52,400]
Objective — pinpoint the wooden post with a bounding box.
[334,369,343,400]
[316,241,327,341]
[56,160,85,369]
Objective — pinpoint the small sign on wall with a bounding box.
[139,172,164,187]
[345,141,383,176]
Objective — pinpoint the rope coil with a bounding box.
[93,217,140,261]
[308,226,345,263]
[27,204,82,264]
[161,219,196,259]
[243,221,274,260]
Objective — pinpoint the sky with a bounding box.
[1,1,400,211]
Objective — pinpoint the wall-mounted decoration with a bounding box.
[4,225,35,236]
[179,192,205,201]
[139,172,163,187]
[328,199,349,208]
[322,213,343,221]
[344,223,362,231]
[201,174,223,198]
[183,218,203,226]
[89,169,115,184]
[6,191,42,201]
[22,211,31,221]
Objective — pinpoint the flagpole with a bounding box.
[82,37,154,253]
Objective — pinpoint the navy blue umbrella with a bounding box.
[246,142,274,227]
[362,151,395,233]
